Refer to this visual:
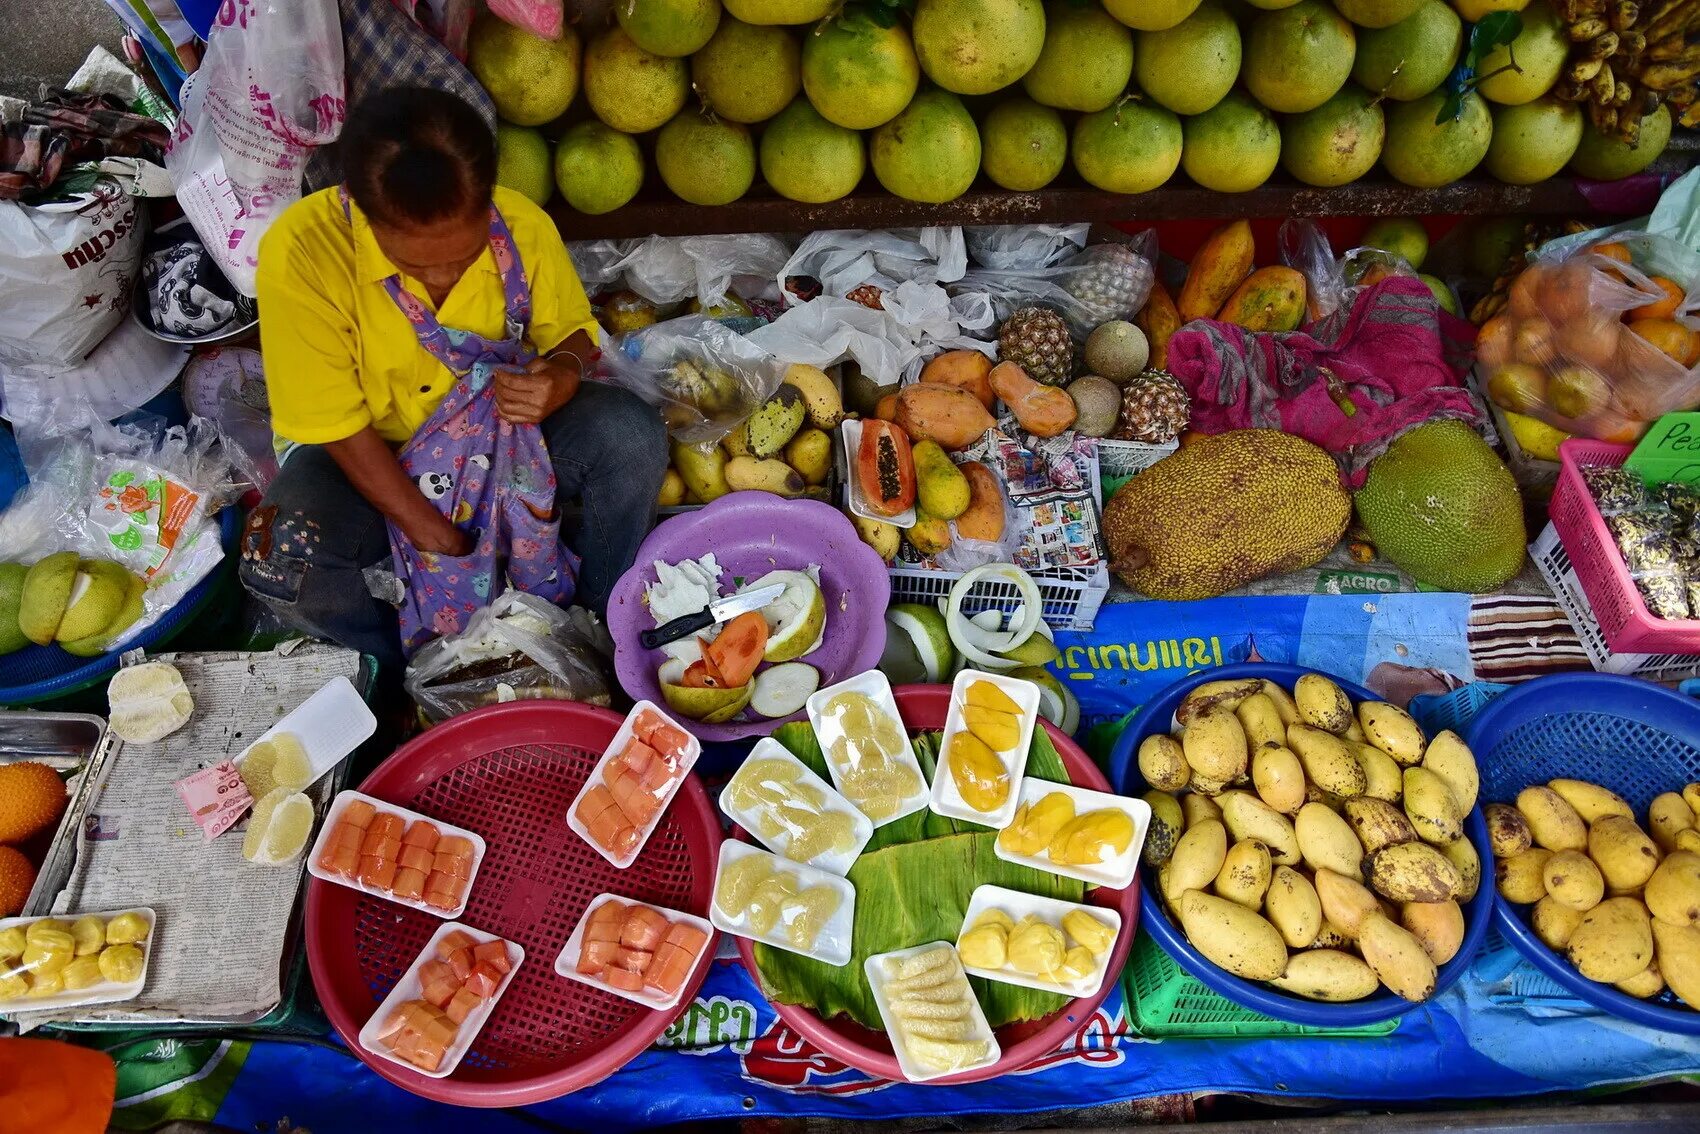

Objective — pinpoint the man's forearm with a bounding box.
[323,427,441,531]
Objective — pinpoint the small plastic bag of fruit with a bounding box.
[599,314,787,445]
[955,231,1158,338]
[1477,234,1700,444]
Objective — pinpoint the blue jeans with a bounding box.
[238,380,667,672]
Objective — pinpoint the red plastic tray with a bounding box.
[307,701,720,1106]
[734,683,1140,1085]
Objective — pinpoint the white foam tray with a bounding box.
[358,921,523,1079]
[719,737,872,876]
[554,892,715,1012]
[566,700,702,869]
[929,670,1040,829]
[864,942,1000,1084]
[806,670,928,829]
[0,908,155,1015]
[956,884,1122,999]
[841,419,917,528]
[991,779,1149,891]
[305,790,487,920]
[234,676,377,789]
[709,840,855,967]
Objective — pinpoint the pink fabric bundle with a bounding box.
[1166,276,1482,486]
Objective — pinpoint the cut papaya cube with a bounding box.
[647,945,696,997]
[621,738,658,774]
[392,867,426,900]
[423,886,459,912]
[630,708,665,743]
[329,822,363,854]
[445,986,483,1025]
[664,922,709,958]
[401,820,440,850]
[577,939,618,974]
[639,757,675,794]
[856,418,917,517]
[357,855,397,890]
[602,965,645,992]
[360,829,401,858]
[648,722,692,760]
[340,799,377,830]
[588,899,627,927]
[419,1010,457,1049]
[366,813,404,841]
[436,835,474,858]
[465,961,501,998]
[608,768,661,827]
[433,850,470,878]
[620,905,668,952]
[446,947,474,982]
[575,784,619,826]
[702,611,767,688]
[397,844,434,873]
[376,1008,409,1043]
[436,930,477,959]
[613,946,653,973]
[472,940,511,975]
[646,941,684,986]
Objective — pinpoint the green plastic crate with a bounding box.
[1123,930,1399,1039]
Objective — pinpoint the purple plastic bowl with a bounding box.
[607,491,891,742]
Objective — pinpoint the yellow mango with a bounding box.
[963,705,1021,752]
[946,731,1010,814]
[965,680,1022,716]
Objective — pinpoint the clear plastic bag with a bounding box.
[965,224,1089,271]
[778,228,969,301]
[607,234,792,308]
[599,314,787,444]
[1476,234,1700,443]
[954,235,1157,338]
[747,283,995,388]
[1279,218,1424,323]
[404,590,614,724]
[935,463,1023,573]
[568,238,642,295]
[487,0,564,39]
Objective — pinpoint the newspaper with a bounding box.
[7,644,364,1032]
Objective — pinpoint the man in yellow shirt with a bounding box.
[241,88,665,669]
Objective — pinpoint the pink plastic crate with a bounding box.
[1549,437,1700,655]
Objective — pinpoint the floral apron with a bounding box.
[340,188,578,654]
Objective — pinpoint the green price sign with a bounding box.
[1624,414,1700,486]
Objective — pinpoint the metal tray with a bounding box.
[0,711,119,914]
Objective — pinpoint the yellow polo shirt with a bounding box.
[255,185,599,446]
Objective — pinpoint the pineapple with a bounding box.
[1065,245,1150,327]
[998,307,1074,387]
[1114,370,1190,444]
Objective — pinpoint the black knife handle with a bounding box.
[641,608,716,651]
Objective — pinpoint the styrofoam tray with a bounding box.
[719,737,873,876]
[554,892,715,1012]
[567,700,702,869]
[234,676,377,789]
[864,942,1000,1084]
[929,670,1039,829]
[992,778,1149,890]
[806,670,929,829]
[840,419,917,529]
[0,908,155,1015]
[956,884,1122,999]
[709,841,856,967]
[358,921,524,1080]
[307,790,487,920]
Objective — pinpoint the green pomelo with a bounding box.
[554,122,644,215]
[1485,97,1583,185]
[870,89,982,203]
[1280,84,1385,186]
[55,560,130,643]
[0,564,27,655]
[1383,89,1492,187]
[1419,274,1459,316]
[801,12,919,130]
[1244,0,1357,113]
[1072,100,1184,193]
[1332,0,1422,26]
[1181,90,1281,192]
[885,603,956,683]
[656,112,756,205]
[19,551,77,646]
[760,98,865,203]
[467,18,581,127]
[1361,217,1428,269]
[1355,419,1526,592]
[1023,2,1134,112]
[494,125,553,206]
[912,0,1047,95]
[1352,0,1462,101]
[982,97,1068,190]
[723,0,834,23]
[617,0,720,56]
[1246,0,1303,7]
[692,18,801,124]
[1137,1,1241,116]
[1570,103,1671,181]
[1103,0,1202,30]
[61,573,145,657]
[1477,0,1566,105]
[583,26,688,134]
[662,681,752,722]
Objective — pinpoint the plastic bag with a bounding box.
[487,0,563,39]
[965,224,1089,271]
[935,461,1022,573]
[748,283,995,388]
[182,347,278,492]
[1477,234,1700,443]
[599,314,786,444]
[606,234,792,308]
[405,590,614,723]
[569,238,642,294]
[164,0,345,296]
[779,228,969,301]
[955,235,1157,338]
[1279,218,1425,323]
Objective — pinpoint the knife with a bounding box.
[640,582,787,651]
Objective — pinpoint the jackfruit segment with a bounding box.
[1006,918,1066,977]
[61,955,104,990]
[957,923,1009,969]
[1061,909,1115,955]
[104,912,149,945]
[70,916,105,956]
[0,926,22,962]
[997,792,1076,857]
[98,943,145,984]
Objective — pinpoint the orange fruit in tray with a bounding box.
[1508,266,1547,321]
[1477,314,1515,369]
[1486,363,1549,414]
[1513,318,1558,368]
[1541,262,1599,324]
[1631,276,1686,322]
[1631,318,1700,367]
[1555,314,1622,372]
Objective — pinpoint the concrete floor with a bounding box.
[1,0,127,99]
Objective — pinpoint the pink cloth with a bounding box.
[1167,276,1481,486]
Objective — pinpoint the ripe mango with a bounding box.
[1178,219,1255,322]
[1216,266,1306,332]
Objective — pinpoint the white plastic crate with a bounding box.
[888,562,1110,632]
[1531,524,1700,681]
[1097,439,1178,480]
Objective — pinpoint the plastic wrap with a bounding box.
[597,234,792,307]
[746,283,995,388]
[955,235,1157,338]
[599,314,786,444]
[569,238,642,294]
[778,228,969,301]
[1279,218,1426,323]
[965,224,1090,270]
[404,590,614,723]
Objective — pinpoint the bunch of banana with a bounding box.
[1552,0,1700,141]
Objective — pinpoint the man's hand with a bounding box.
[495,354,580,425]
[405,511,473,556]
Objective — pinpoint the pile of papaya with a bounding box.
[850,417,1008,565]
[1137,220,1310,370]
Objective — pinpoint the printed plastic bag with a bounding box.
[955,235,1157,338]
[779,229,969,301]
[599,314,786,444]
[965,224,1089,271]
[165,0,345,297]
[405,589,614,723]
[1477,234,1700,443]
[487,0,563,38]
[0,178,144,369]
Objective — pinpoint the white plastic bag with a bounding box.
[568,238,642,294]
[965,224,1089,270]
[747,283,996,388]
[599,314,786,443]
[0,179,145,368]
[165,0,345,297]
[609,234,792,307]
[779,228,969,301]
[955,237,1157,338]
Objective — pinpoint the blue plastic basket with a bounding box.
[1408,682,1512,739]
[0,507,241,706]
[1469,673,1700,1034]
[1108,662,1498,1028]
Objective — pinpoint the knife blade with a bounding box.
[640,582,787,651]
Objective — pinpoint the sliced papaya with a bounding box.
[703,611,768,688]
[681,654,724,689]
[856,419,917,517]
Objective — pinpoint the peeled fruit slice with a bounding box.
[746,872,799,934]
[1049,808,1135,866]
[18,551,78,646]
[946,730,1010,813]
[787,810,857,862]
[662,681,753,723]
[749,662,820,718]
[746,570,826,663]
[703,611,768,688]
[1062,909,1115,954]
[61,955,104,990]
[104,912,149,945]
[783,885,842,949]
[965,679,1022,716]
[999,792,1076,857]
[963,705,1021,752]
[256,792,315,865]
[716,852,773,916]
[243,787,290,862]
[70,916,106,957]
[98,943,145,984]
[107,661,195,743]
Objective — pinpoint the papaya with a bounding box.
[894,384,996,451]
[920,350,996,410]
[913,439,971,520]
[956,462,1006,542]
[988,361,1077,438]
[856,419,917,517]
[1216,266,1307,333]
[906,506,953,556]
[682,655,724,688]
[1178,219,1256,323]
[703,611,767,688]
[1137,278,1182,370]
[875,393,900,421]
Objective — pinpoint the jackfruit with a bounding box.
[1354,419,1526,593]
[1102,429,1350,600]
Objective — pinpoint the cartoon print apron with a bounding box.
[340,188,578,654]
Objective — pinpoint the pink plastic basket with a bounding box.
[307,701,721,1107]
[734,684,1140,1086]
[1550,437,1700,655]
